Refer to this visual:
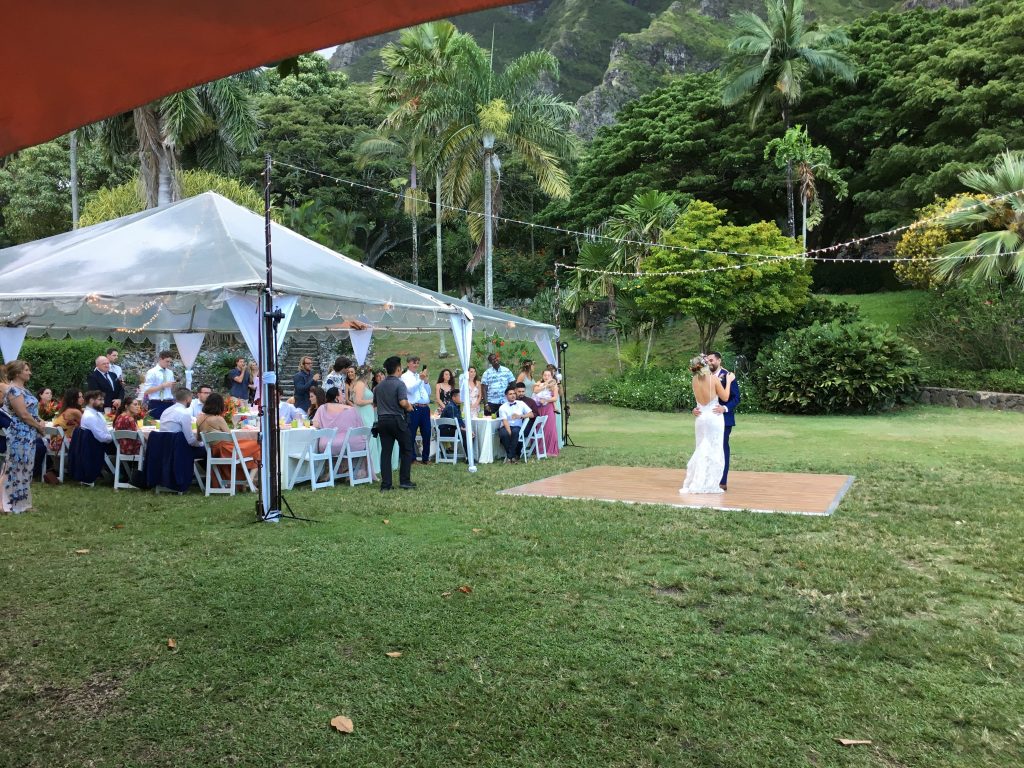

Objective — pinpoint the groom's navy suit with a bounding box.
[716,369,740,486]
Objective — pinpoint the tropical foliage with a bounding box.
[893,195,973,289]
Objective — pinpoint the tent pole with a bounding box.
[261,153,282,521]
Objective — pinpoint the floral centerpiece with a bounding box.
[38,400,61,420]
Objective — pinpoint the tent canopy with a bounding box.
[0,192,459,340]
[0,0,513,157]
[0,191,555,346]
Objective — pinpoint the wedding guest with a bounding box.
[112,397,143,457]
[481,353,515,416]
[1,361,48,513]
[462,365,482,418]
[353,367,388,475]
[373,356,415,491]
[324,355,351,395]
[497,385,532,463]
[400,355,432,464]
[516,359,536,391]
[344,364,357,404]
[293,356,320,412]
[532,368,561,456]
[197,392,261,485]
[190,384,212,418]
[228,357,250,401]
[51,388,83,449]
[372,370,386,388]
[435,368,454,408]
[158,387,204,457]
[247,361,260,404]
[514,381,540,440]
[307,386,327,420]
[0,367,8,400]
[312,386,368,464]
[80,390,115,453]
[438,387,467,453]
[279,397,305,424]
[142,350,176,418]
[105,347,124,383]
[86,355,125,411]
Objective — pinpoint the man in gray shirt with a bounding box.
[372,355,415,491]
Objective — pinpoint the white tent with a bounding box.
[0,192,559,506]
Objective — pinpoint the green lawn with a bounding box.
[830,290,928,332]
[2,404,1023,767]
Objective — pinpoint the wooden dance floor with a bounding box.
[500,466,855,516]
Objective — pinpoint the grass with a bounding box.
[2,403,1023,767]
[831,290,928,332]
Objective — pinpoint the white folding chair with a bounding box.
[332,426,374,486]
[201,431,243,496]
[519,415,548,463]
[286,428,335,490]
[230,432,258,492]
[41,426,67,482]
[434,418,462,464]
[111,429,144,490]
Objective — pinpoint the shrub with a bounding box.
[755,322,920,414]
[587,366,694,412]
[728,295,861,363]
[19,338,112,396]
[919,366,1024,394]
[908,283,1024,372]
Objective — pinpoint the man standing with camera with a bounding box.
[400,355,432,465]
[373,356,415,491]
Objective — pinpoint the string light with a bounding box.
[272,159,1024,264]
[86,294,162,315]
[114,305,163,333]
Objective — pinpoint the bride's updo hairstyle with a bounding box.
[688,355,710,376]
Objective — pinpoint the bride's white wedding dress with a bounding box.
[680,378,725,495]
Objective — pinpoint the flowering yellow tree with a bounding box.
[893,194,972,288]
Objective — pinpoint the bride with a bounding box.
[680,355,735,495]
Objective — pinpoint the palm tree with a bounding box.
[722,0,855,238]
[423,45,578,308]
[934,150,1024,288]
[94,72,262,207]
[369,21,474,291]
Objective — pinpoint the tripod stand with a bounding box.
[556,341,580,448]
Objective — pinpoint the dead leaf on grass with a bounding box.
[441,591,452,598]
[471,528,482,533]
[385,651,402,658]
[331,715,354,733]
[383,519,390,525]
[74,549,90,555]
[167,638,177,650]
[458,585,472,594]
[112,523,125,530]
[836,739,872,746]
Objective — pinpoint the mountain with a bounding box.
[329,0,899,137]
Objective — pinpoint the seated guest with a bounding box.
[112,397,143,456]
[37,387,58,420]
[312,386,367,459]
[190,384,213,418]
[158,387,204,458]
[497,385,533,463]
[50,388,83,451]
[438,388,468,453]
[308,386,327,420]
[80,390,115,454]
[86,355,125,411]
[514,382,540,439]
[196,392,261,487]
[279,397,305,424]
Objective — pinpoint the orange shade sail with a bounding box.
[0,0,515,157]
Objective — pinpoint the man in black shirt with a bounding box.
[372,356,415,491]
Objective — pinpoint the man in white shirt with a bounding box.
[190,384,212,418]
[279,397,305,423]
[80,390,115,453]
[159,387,205,457]
[143,350,177,419]
[497,384,533,463]
[400,355,432,464]
[106,347,124,383]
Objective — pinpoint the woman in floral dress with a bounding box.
[1,361,48,514]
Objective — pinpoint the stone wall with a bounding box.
[919,387,1024,412]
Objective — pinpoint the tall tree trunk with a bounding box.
[69,130,79,229]
[644,324,655,368]
[157,153,174,207]
[410,164,419,284]
[483,149,494,309]
[782,104,796,239]
[802,194,808,250]
[435,171,443,292]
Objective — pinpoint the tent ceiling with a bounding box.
[0,0,515,157]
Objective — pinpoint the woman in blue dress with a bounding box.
[2,361,48,514]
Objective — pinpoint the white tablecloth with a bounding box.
[429,417,504,463]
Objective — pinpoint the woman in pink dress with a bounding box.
[312,386,369,466]
[532,369,560,457]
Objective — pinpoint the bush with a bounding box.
[755,322,920,414]
[19,338,112,396]
[908,283,1024,372]
[729,294,861,363]
[587,365,764,413]
[919,366,1024,394]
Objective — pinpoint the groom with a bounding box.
[692,351,740,490]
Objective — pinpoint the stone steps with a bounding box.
[277,337,321,397]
